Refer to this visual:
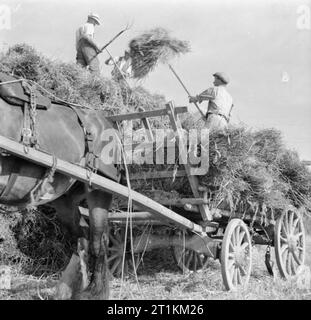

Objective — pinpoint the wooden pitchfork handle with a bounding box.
[168,64,205,119]
[89,23,131,63]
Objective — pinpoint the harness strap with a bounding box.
[0,157,20,201]
[29,156,58,203]
[0,174,19,200]
[20,81,39,150]
[21,102,32,147]
[69,106,99,172]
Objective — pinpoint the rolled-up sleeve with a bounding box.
[199,87,216,100]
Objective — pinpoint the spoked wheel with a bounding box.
[108,227,141,278]
[172,230,210,272]
[221,219,252,291]
[172,246,210,272]
[274,208,305,279]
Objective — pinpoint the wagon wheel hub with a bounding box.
[234,248,247,267]
[287,235,298,252]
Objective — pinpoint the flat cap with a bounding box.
[213,72,229,84]
[88,13,101,25]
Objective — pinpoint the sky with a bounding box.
[0,0,311,160]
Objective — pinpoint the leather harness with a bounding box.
[0,76,103,202]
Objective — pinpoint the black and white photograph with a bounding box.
[0,0,310,303]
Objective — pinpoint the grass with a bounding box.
[107,239,311,300]
[1,236,310,300]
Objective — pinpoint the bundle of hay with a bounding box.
[0,208,72,275]
[129,28,190,79]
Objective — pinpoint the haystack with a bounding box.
[0,42,310,269]
[127,123,311,223]
[0,43,167,117]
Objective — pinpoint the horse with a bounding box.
[0,75,122,299]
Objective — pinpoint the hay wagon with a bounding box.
[0,101,306,291]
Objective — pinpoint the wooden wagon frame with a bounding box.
[0,101,306,291]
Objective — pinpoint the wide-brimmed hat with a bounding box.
[213,72,229,84]
[88,13,101,25]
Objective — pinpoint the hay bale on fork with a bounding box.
[129,28,190,79]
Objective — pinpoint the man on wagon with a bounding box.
[76,13,103,75]
[105,50,133,83]
[189,72,234,131]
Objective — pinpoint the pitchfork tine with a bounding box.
[125,20,134,31]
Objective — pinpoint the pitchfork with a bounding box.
[89,22,133,63]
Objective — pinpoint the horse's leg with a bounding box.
[82,188,112,300]
[51,191,89,300]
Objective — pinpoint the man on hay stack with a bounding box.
[76,13,103,75]
[189,72,234,131]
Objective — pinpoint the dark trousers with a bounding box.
[76,43,100,75]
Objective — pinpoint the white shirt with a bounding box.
[76,22,95,49]
[199,86,233,117]
[108,56,132,79]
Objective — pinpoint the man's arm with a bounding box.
[78,24,102,53]
[80,34,101,53]
[189,88,216,104]
[105,56,120,65]
[198,88,216,102]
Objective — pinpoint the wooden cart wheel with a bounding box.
[274,208,305,279]
[172,245,210,272]
[221,218,252,291]
[108,228,141,278]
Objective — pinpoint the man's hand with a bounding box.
[189,95,203,103]
[95,46,102,54]
[189,96,197,103]
[105,57,112,65]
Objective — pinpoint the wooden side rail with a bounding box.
[106,106,188,122]
[129,170,188,180]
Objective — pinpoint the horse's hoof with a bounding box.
[77,284,109,300]
[55,283,73,300]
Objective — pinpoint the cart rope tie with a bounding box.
[29,155,58,203]
[115,121,142,298]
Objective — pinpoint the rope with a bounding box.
[115,123,142,299]
[0,78,92,110]
[0,79,24,85]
